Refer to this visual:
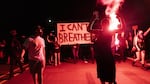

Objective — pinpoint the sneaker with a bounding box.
[84,60,88,63]
[141,64,146,70]
[55,64,57,66]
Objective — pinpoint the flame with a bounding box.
[109,13,121,31]
[114,33,119,45]
[98,0,124,31]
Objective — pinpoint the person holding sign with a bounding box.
[46,32,55,65]
[54,37,61,66]
[72,44,79,64]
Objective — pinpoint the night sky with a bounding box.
[0,0,150,36]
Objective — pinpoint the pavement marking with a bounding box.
[0,80,7,84]
[0,64,29,84]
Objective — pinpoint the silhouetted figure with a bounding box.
[46,32,55,65]
[6,29,24,79]
[54,37,61,66]
[117,31,128,62]
[88,10,117,84]
[72,44,79,64]
[126,32,134,57]
[0,39,6,64]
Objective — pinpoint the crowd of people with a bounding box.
[0,20,149,84]
[0,25,96,84]
[87,8,150,84]
[0,9,150,84]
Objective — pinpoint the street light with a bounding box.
[48,19,52,23]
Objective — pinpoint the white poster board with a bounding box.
[57,22,92,45]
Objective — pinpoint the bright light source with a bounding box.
[48,19,52,23]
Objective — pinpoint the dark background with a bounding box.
[0,0,150,36]
[0,0,150,60]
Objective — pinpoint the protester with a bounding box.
[54,36,61,66]
[88,9,117,84]
[46,31,55,65]
[23,25,46,84]
[72,44,79,64]
[132,28,150,68]
[5,29,24,79]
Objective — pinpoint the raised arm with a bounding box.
[143,27,150,36]
[46,35,51,43]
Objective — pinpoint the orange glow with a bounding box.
[108,13,120,31]
[99,0,124,31]
[115,33,119,45]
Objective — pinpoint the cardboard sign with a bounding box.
[57,22,92,45]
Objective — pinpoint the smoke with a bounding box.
[98,0,125,30]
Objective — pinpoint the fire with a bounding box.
[114,33,119,45]
[98,0,124,31]
[109,13,121,31]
